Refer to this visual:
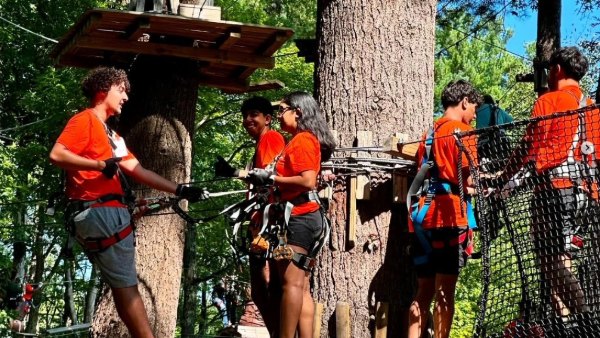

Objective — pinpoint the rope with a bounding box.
[0,15,58,43]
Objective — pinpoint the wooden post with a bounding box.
[348,174,357,248]
[313,302,324,338]
[375,302,389,338]
[335,302,350,338]
[355,131,372,200]
[392,173,408,204]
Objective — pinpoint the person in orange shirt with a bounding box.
[246,91,336,338]
[407,80,482,338]
[522,47,594,317]
[49,67,206,338]
[214,96,285,332]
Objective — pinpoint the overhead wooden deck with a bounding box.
[50,9,294,93]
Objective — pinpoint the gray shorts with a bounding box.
[72,207,137,288]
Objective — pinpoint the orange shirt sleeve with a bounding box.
[56,112,93,154]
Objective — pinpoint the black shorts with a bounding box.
[411,227,472,277]
[531,187,591,257]
[286,210,324,252]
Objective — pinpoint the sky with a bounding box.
[504,2,600,58]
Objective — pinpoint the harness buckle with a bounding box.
[272,233,294,261]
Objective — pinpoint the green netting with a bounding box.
[454,105,600,337]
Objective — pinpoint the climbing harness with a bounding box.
[407,123,476,265]
[257,189,331,271]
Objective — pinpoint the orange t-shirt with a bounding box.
[275,131,321,215]
[408,117,478,231]
[529,85,600,189]
[56,109,135,206]
[254,130,285,169]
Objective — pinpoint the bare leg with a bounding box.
[277,244,309,338]
[250,256,276,331]
[433,274,459,338]
[408,277,435,338]
[112,286,155,338]
[547,254,587,316]
[268,259,282,338]
[297,274,314,338]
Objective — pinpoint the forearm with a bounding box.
[130,166,178,194]
[49,143,105,172]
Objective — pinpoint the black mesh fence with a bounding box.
[454,104,600,338]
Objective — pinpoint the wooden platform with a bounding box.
[50,9,294,93]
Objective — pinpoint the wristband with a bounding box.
[269,175,276,184]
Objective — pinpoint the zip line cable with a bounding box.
[446,25,531,61]
[0,14,58,43]
[436,2,512,57]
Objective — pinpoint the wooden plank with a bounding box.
[348,174,357,248]
[245,80,285,93]
[217,31,241,50]
[313,302,324,338]
[198,75,249,92]
[122,17,151,40]
[382,133,418,161]
[355,131,372,200]
[54,12,102,63]
[392,174,408,204]
[335,302,351,338]
[375,302,389,338]
[74,36,275,68]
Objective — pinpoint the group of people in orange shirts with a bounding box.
[47,44,597,338]
[408,46,599,338]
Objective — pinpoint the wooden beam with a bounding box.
[74,36,275,69]
[122,17,151,41]
[382,133,418,161]
[217,31,241,50]
[335,302,351,338]
[355,131,372,200]
[348,173,357,249]
[246,80,284,92]
[198,76,249,92]
[236,31,288,79]
[392,173,408,204]
[54,12,102,63]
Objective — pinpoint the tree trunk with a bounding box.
[84,266,100,324]
[535,0,560,95]
[63,260,78,325]
[180,221,198,337]
[314,1,436,337]
[91,55,199,338]
[11,240,26,283]
[26,206,49,333]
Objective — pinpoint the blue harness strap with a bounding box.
[407,125,477,266]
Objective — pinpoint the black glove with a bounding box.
[246,169,274,186]
[101,157,122,178]
[176,185,209,203]
[214,156,239,177]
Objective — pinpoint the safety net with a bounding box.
[453,104,600,338]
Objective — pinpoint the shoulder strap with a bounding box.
[489,104,497,126]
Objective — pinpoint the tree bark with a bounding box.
[91,55,199,338]
[535,0,560,95]
[314,1,436,337]
[84,266,100,324]
[63,260,78,325]
[180,220,198,337]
